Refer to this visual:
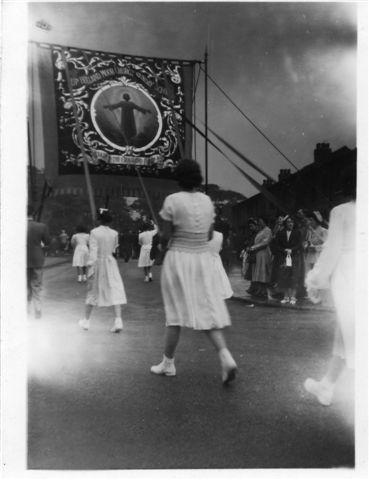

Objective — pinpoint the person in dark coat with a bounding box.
[241,219,258,291]
[119,231,133,262]
[268,215,285,299]
[27,205,50,318]
[274,216,302,305]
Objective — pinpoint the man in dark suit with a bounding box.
[27,206,50,318]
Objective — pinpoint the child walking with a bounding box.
[71,225,90,282]
[79,208,127,333]
[138,222,157,282]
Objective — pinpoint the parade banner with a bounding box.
[51,45,195,176]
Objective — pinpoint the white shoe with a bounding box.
[78,319,90,330]
[304,378,334,406]
[110,318,123,333]
[78,275,82,283]
[219,348,237,385]
[82,274,87,282]
[150,356,176,376]
[144,276,149,282]
[280,297,290,304]
[290,297,297,305]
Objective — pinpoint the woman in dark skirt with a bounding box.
[274,216,302,305]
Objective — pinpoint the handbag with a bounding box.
[248,251,256,264]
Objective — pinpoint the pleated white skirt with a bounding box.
[161,249,231,330]
[72,245,89,267]
[86,256,127,307]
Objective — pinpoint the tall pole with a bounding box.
[204,48,208,194]
[60,49,96,224]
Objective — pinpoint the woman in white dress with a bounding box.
[208,230,233,299]
[138,222,158,282]
[79,209,127,333]
[150,159,237,385]
[71,225,90,282]
[304,172,356,406]
[303,211,328,273]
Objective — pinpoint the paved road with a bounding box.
[28,260,354,469]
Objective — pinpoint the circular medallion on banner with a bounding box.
[91,84,162,152]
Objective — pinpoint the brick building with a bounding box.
[232,143,356,238]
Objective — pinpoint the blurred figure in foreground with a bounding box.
[304,168,356,406]
[27,205,50,318]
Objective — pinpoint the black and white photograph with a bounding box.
[1,0,368,478]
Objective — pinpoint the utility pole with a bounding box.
[204,47,208,194]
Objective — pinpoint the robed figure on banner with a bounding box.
[103,93,152,146]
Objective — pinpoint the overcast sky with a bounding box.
[28,1,358,196]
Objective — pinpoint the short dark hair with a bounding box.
[76,225,88,233]
[123,93,130,101]
[97,208,113,224]
[283,216,294,227]
[141,222,153,232]
[174,159,203,189]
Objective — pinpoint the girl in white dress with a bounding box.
[71,226,90,282]
[304,171,356,406]
[138,223,158,282]
[79,209,127,333]
[208,230,233,299]
[150,159,237,385]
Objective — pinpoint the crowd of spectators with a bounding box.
[239,209,328,304]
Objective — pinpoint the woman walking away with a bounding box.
[151,159,237,385]
[71,225,90,282]
[304,167,356,406]
[79,208,127,333]
[138,222,158,282]
[208,230,233,300]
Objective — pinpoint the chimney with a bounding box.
[278,169,291,182]
[314,142,332,163]
[262,178,275,188]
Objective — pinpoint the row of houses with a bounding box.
[232,143,356,237]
